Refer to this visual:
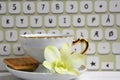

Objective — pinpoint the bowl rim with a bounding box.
[6,65,79,80]
[6,65,87,75]
[20,34,74,38]
[6,65,53,75]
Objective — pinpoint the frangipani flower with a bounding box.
[43,43,85,76]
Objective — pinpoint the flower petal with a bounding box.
[71,53,85,68]
[44,46,61,62]
[55,66,67,74]
[67,68,79,76]
[59,43,71,61]
[60,43,71,54]
[55,65,79,76]
[43,61,53,71]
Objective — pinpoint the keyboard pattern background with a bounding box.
[0,0,120,72]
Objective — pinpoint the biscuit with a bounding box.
[4,57,40,71]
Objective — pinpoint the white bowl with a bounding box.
[6,65,87,80]
[20,34,74,63]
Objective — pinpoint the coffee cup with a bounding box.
[20,34,89,63]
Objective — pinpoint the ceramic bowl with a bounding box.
[6,65,87,80]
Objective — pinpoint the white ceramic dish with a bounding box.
[6,65,87,80]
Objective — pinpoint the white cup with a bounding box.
[20,34,88,63]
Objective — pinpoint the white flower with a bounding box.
[43,43,85,76]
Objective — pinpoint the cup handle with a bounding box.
[72,38,89,55]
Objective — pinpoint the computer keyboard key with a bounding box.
[16,16,28,28]
[30,16,42,28]
[20,30,32,35]
[0,58,7,71]
[101,62,114,71]
[87,15,99,27]
[23,2,35,14]
[8,2,21,14]
[48,30,60,34]
[76,29,88,39]
[59,15,71,27]
[34,30,46,34]
[90,29,103,40]
[0,31,3,42]
[1,16,14,28]
[86,43,96,55]
[109,0,120,12]
[116,56,120,70]
[66,1,78,13]
[73,15,85,27]
[116,14,120,26]
[44,16,56,28]
[0,2,6,14]
[51,1,64,13]
[62,29,74,35]
[0,44,11,56]
[98,42,110,54]
[13,44,25,56]
[105,29,118,40]
[86,56,99,70]
[37,2,49,14]
[102,14,114,27]
[6,30,18,42]
[80,1,92,13]
[112,42,120,55]
[95,1,107,13]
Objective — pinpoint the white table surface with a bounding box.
[0,71,120,80]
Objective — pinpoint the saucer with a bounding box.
[6,65,86,80]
